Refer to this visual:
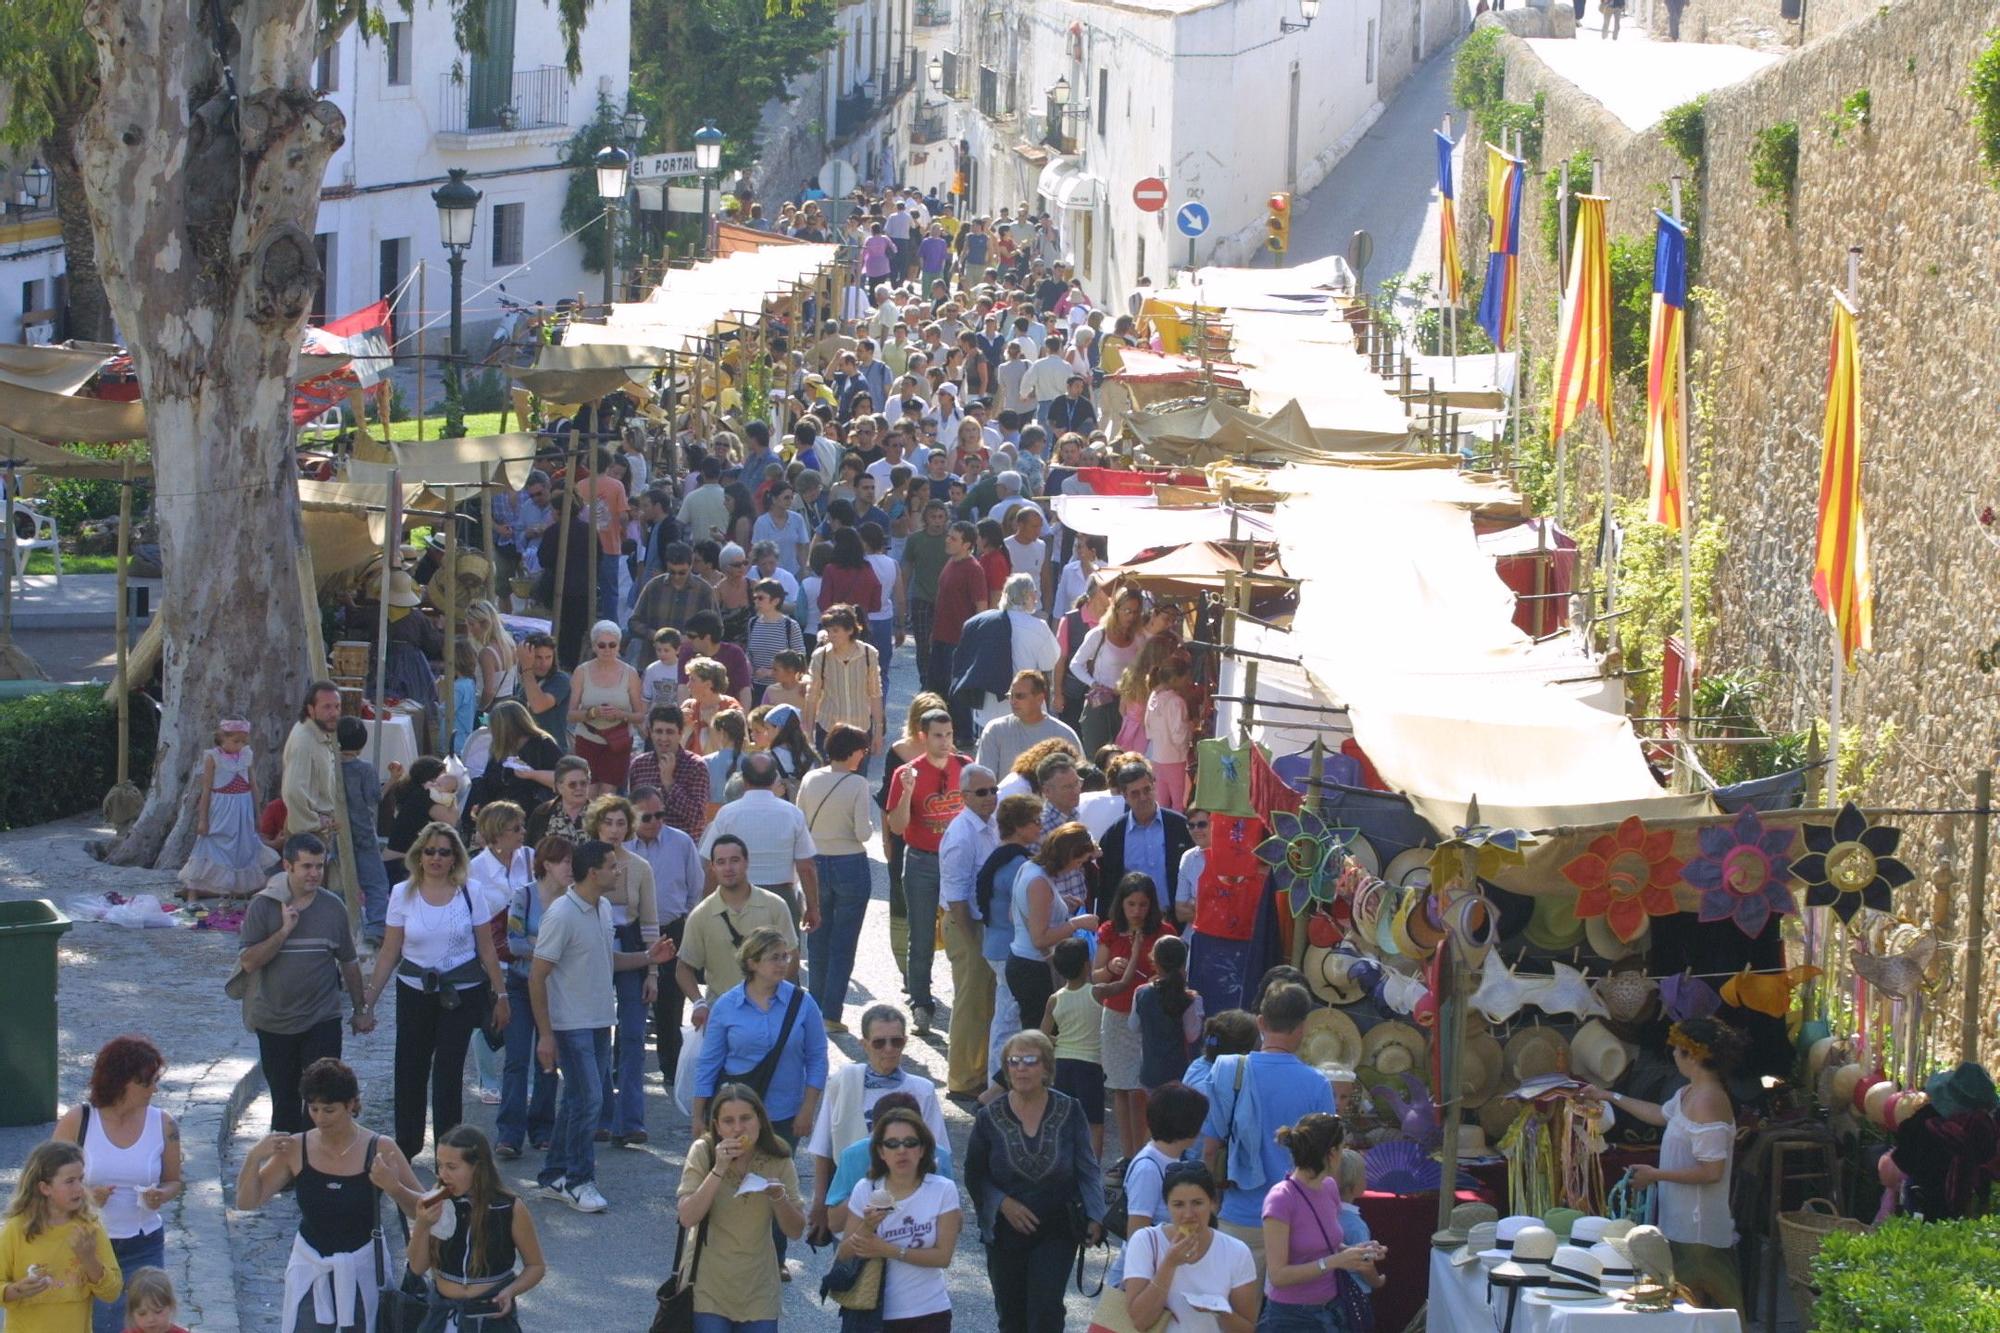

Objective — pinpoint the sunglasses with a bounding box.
[879,1137,923,1151]
[1005,1054,1042,1068]
[638,811,663,823]
[869,1035,908,1050]
[594,641,620,650]
[421,846,456,859]
[968,786,997,798]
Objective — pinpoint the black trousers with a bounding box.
[651,916,688,1077]
[986,1211,1079,1333]
[258,1017,344,1135]
[1005,956,1056,1049]
[392,981,487,1159]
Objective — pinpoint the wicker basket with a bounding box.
[1776,1197,1868,1290]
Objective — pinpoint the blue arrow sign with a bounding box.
[1175,202,1211,238]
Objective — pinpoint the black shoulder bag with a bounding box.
[648,1197,709,1333]
[368,1136,433,1333]
[721,984,806,1102]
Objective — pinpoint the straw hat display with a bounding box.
[1382,847,1433,889]
[1863,1080,1898,1127]
[1503,1025,1571,1084]
[1459,1030,1506,1109]
[1453,1220,1499,1266]
[1351,880,1389,953]
[1585,912,1647,962]
[1361,1020,1427,1077]
[385,570,423,608]
[426,549,493,612]
[1525,893,1586,951]
[1569,1019,1636,1087]
[1454,1125,1495,1159]
[1595,967,1658,1024]
[1303,944,1370,1007]
[1432,1201,1500,1249]
[1298,1006,1364,1069]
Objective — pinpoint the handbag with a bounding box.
[821,1254,885,1311]
[647,1213,708,1333]
[369,1138,433,1333]
[1085,1230,1169,1333]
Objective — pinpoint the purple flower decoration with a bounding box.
[1794,801,1912,925]
[1685,807,1799,938]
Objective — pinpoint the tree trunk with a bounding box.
[43,108,115,344]
[80,0,345,867]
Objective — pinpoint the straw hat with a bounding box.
[1383,847,1434,888]
[1590,1240,1638,1288]
[1806,1036,1844,1082]
[1853,1071,1889,1114]
[1351,880,1389,954]
[1432,1201,1500,1248]
[1570,1019,1636,1087]
[1826,1061,1866,1113]
[1298,1006,1364,1069]
[1408,892,1449,953]
[1892,1090,1929,1125]
[1303,944,1369,1007]
[1504,1026,1571,1084]
[1460,1030,1506,1109]
[1596,967,1658,1024]
[1864,1080,1899,1128]
[1568,1216,1616,1246]
[1362,1020,1427,1077]
[386,570,423,608]
[1542,1207,1583,1241]
[1585,912,1647,961]
[1445,892,1498,967]
[1535,1245,1604,1301]
[1525,894,1586,951]
[1491,1226,1560,1284]
[1479,1216,1550,1264]
[1622,1225,1675,1285]
[1455,1125,1495,1159]
[1453,1220,1499,1266]
[1481,1095,1523,1142]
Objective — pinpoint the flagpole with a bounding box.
[1443,116,1459,366]
[1592,159,1613,620]
[1508,130,1523,467]
[1555,159,1571,526]
[1671,175,1696,790]
[1829,245,1861,798]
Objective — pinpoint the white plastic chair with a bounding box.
[9,498,59,585]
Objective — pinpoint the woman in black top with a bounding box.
[409,1126,544,1329]
[467,701,563,821]
[381,757,457,890]
[236,1059,426,1333]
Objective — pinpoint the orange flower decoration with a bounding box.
[1560,815,1685,943]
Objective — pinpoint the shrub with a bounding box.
[461,369,508,415]
[1486,93,1547,171]
[1812,1216,2000,1332]
[1826,88,1871,144]
[1454,25,1508,117]
[0,689,158,831]
[25,442,152,537]
[1660,94,1707,170]
[1972,32,2000,183]
[1750,121,1800,221]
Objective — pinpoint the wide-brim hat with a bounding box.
[1864,1080,1899,1127]
[1298,1006,1364,1070]
[1853,1071,1889,1114]
[1491,1226,1560,1283]
[1504,1025,1571,1085]
[1571,1019,1636,1087]
[1391,889,1442,960]
[1585,911,1648,961]
[1453,1220,1499,1266]
[1535,1245,1606,1300]
[1596,967,1658,1024]
[1481,1095,1523,1142]
[1346,833,1381,877]
[1303,944,1368,1007]
[1893,1090,1929,1125]
[1926,1061,2000,1118]
[1622,1226,1674,1284]
[1362,1019,1427,1077]
[1825,1061,1865,1112]
[1525,894,1586,951]
[1455,1125,1494,1159]
[386,570,423,608]
[1807,1036,1844,1081]
[1383,847,1433,888]
[1351,879,1388,950]
[1568,1216,1616,1246]
[1432,1201,1500,1248]
[1445,892,1498,967]
[1479,1217,1552,1264]
[1590,1241,1638,1287]
[1460,1030,1506,1110]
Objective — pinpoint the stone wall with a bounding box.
[1463,0,2000,1064]
[1672,0,1883,50]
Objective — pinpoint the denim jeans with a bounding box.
[497,974,558,1150]
[807,853,870,1026]
[596,551,621,620]
[868,617,895,700]
[1257,1300,1341,1333]
[539,1026,609,1188]
[902,847,941,1009]
[93,1226,164,1333]
[691,1318,777,1333]
[599,922,649,1135]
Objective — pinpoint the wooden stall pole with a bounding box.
[1963,768,1991,1063]
[585,435,600,634]
[480,461,497,602]
[1436,796,1479,1234]
[552,430,579,665]
[416,260,428,443]
[370,468,400,776]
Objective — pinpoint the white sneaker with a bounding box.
[534,1177,568,1201]
[563,1181,609,1213]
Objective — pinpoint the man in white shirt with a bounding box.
[885,200,914,277]
[937,767,1000,1096]
[869,284,899,340]
[996,343,1034,417]
[864,432,915,496]
[750,541,801,610]
[626,786,704,1078]
[805,1003,950,1236]
[975,670,1079,777]
[699,753,821,956]
[988,471,1045,533]
[1027,335,1074,424]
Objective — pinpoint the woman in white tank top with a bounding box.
[54,1036,183,1333]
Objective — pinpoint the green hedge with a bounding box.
[1812,1216,2000,1332]
[0,689,157,832]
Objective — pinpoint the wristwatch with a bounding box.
[1317,1256,1331,1273]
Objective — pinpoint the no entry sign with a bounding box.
[1133,177,1169,213]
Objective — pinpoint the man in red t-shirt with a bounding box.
[929,521,991,742]
[886,707,970,1033]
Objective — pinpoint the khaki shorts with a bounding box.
[1220,1217,1267,1284]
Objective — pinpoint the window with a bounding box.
[311,232,336,325]
[491,202,524,266]
[1097,69,1107,137]
[314,44,339,94]
[979,65,999,118]
[386,22,411,86]
[1365,19,1377,82]
[940,50,959,97]
[379,237,409,303]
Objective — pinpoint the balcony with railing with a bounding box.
[436,66,572,148]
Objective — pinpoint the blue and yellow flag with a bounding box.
[1435,131,1463,306]
[1644,212,1688,531]
[1475,145,1524,349]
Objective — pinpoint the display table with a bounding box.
[1358,1191,1486,1333]
[1428,1248,1742,1333]
[361,712,419,778]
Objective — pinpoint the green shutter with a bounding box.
[467,0,518,129]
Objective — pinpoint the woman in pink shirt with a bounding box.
[860,222,896,282]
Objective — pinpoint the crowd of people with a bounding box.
[3,180,1756,1333]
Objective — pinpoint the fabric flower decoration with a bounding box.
[1661,969,1722,1022]
[1560,815,1685,943]
[1793,801,1912,925]
[1256,808,1360,917]
[1429,824,1535,889]
[1685,807,1799,939]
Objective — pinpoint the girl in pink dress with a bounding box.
[177,720,267,899]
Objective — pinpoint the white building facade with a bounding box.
[929,0,1453,311]
[0,165,67,344]
[290,0,630,339]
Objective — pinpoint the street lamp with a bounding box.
[23,159,51,210]
[621,107,647,147]
[1049,76,1071,110]
[1280,0,1319,33]
[595,143,632,305]
[927,55,942,91]
[694,121,724,259]
[430,167,481,439]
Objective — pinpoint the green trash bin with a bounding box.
[0,899,74,1127]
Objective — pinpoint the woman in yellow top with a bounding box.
[674,1082,806,1330]
[0,1141,121,1333]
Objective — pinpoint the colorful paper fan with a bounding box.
[1560,815,1684,943]
[1364,1140,1443,1194]
[1256,808,1361,917]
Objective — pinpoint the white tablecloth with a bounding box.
[361,714,418,777]
[1427,1249,1742,1333]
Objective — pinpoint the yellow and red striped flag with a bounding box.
[1812,291,1872,665]
[1645,211,1688,529]
[1435,131,1464,305]
[1550,195,1613,446]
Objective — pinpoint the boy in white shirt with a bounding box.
[642,627,682,710]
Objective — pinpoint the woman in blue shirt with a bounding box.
[691,927,829,1144]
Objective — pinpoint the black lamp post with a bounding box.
[595,143,632,306]
[431,167,481,439]
[23,159,52,210]
[694,121,724,259]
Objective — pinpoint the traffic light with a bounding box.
[1266,192,1292,254]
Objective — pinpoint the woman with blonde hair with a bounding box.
[1073,587,1147,754]
[464,600,518,710]
[680,656,736,754]
[582,794,660,1147]
[362,822,510,1159]
[468,700,562,815]
[1007,823,1101,1046]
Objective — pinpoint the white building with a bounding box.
[0,163,66,344]
[930,0,1455,310]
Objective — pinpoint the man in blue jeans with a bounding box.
[530,838,674,1212]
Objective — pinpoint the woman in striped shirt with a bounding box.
[745,578,806,705]
[803,605,886,774]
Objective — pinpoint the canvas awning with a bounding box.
[1049,494,1278,563]
[1108,541,1291,596]
[509,343,673,401]
[1110,350,1246,389]
[0,344,113,396]
[345,433,540,491]
[1036,158,1105,212]
[0,379,147,442]
[1126,397,1409,463]
[0,426,150,480]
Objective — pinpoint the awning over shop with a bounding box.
[1110,350,1246,389]
[0,344,113,397]
[1126,397,1409,463]
[1049,493,1277,563]
[1109,541,1291,597]
[346,433,540,491]
[0,378,147,442]
[570,243,839,352]
[509,343,672,401]
[1036,158,1105,212]
[0,426,150,480]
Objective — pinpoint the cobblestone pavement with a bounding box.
[216,640,1124,1330]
